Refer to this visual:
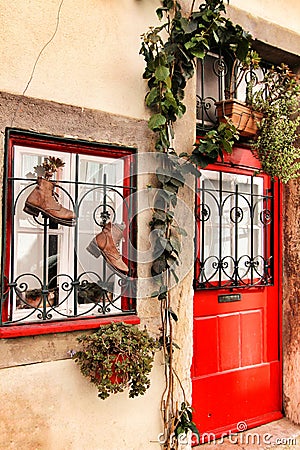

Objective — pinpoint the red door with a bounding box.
[192,148,282,442]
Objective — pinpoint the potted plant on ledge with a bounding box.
[72,322,159,399]
[215,49,263,137]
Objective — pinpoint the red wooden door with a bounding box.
[192,148,282,442]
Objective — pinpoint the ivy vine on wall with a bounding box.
[140,0,252,448]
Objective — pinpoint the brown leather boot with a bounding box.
[23,177,76,226]
[86,222,129,276]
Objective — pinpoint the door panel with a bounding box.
[193,362,281,435]
[192,156,282,441]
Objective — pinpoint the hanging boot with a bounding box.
[86,222,129,276]
[23,177,76,227]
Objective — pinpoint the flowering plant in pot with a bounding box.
[73,322,159,399]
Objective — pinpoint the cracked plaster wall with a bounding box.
[0,0,161,119]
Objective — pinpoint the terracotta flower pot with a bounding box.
[215,99,263,137]
[94,354,127,385]
[109,354,128,384]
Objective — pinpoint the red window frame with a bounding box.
[0,129,139,338]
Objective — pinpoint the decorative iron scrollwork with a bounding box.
[194,171,274,290]
[1,172,136,325]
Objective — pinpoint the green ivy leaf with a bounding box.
[170,268,179,284]
[156,7,167,20]
[236,36,250,61]
[155,65,170,81]
[170,236,181,254]
[151,291,159,298]
[190,48,206,59]
[166,254,177,267]
[151,258,167,276]
[212,29,219,43]
[184,40,195,50]
[158,292,167,300]
[164,91,178,108]
[165,76,172,89]
[168,308,178,322]
[182,19,198,34]
[146,87,159,107]
[176,227,187,237]
[222,139,233,154]
[170,194,177,208]
[148,113,167,131]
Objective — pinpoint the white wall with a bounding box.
[0,357,165,450]
[0,0,160,119]
[1,0,298,123]
[230,0,300,34]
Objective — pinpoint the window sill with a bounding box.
[0,315,140,339]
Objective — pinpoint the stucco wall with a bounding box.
[0,0,160,119]
[229,0,300,34]
[3,0,298,124]
[226,5,300,61]
[0,357,164,450]
[283,180,300,424]
[0,91,168,449]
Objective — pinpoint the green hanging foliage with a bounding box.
[250,64,300,182]
[140,1,254,448]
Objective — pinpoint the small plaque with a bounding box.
[218,293,241,303]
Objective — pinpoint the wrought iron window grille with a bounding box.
[1,141,137,327]
[196,52,269,133]
[194,171,274,290]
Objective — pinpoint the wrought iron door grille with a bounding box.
[194,170,274,290]
[0,136,137,326]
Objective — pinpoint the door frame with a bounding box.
[191,144,283,441]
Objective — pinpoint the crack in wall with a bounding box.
[11,0,65,127]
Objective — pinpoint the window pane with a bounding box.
[1,137,135,326]
[195,170,272,289]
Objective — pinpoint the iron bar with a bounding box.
[250,176,254,284]
[42,217,48,320]
[234,184,239,286]
[218,172,223,287]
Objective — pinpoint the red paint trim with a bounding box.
[7,129,136,159]
[221,144,260,169]
[0,315,140,338]
[195,136,261,170]
[276,181,283,409]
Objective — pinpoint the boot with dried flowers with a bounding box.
[23,156,76,226]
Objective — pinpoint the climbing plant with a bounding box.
[140,0,252,448]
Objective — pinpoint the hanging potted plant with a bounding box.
[249,63,300,182]
[215,49,263,137]
[72,322,159,399]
